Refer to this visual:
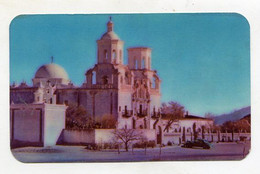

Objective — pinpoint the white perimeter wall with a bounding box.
[62,129,156,144]
[62,129,95,144]
[44,104,66,146]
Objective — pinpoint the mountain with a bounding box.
[213,106,251,125]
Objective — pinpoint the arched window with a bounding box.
[125,73,130,85]
[135,58,138,69]
[92,71,96,84]
[112,50,116,63]
[152,76,156,88]
[104,50,108,61]
[141,58,145,69]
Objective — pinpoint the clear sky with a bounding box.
[10,13,250,116]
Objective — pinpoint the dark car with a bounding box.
[182,139,212,149]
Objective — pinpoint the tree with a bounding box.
[66,103,90,129]
[192,123,198,140]
[161,101,185,120]
[161,101,185,132]
[221,121,235,133]
[113,127,143,151]
[235,119,251,133]
[201,125,205,139]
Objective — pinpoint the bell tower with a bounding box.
[128,47,152,70]
[97,17,124,64]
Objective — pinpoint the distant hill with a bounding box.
[213,106,251,125]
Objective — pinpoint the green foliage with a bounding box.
[221,119,250,133]
[66,103,117,129]
[161,101,185,120]
[66,103,93,129]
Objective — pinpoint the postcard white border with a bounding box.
[0,0,259,174]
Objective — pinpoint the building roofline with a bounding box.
[127,47,151,51]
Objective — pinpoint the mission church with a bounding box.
[10,18,213,147]
[10,18,165,147]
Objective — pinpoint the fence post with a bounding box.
[118,144,120,154]
[159,143,162,158]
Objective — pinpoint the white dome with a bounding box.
[100,31,120,40]
[35,63,69,80]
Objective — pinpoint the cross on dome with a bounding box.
[107,17,113,32]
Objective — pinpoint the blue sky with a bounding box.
[10,14,250,116]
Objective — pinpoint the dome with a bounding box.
[100,18,120,40]
[100,31,120,40]
[35,63,69,80]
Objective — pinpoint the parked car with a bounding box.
[182,139,212,149]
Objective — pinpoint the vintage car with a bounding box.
[182,139,212,149]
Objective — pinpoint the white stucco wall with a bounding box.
[62,129,95,144]
[11,103,67,147]
[95,129,115,144]
[43,104,66,146]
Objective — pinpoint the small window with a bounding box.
[152,77,156,88]
[92,71,96,84]
[141,58,145,69]
[104,50,108,60]
[135,59,138,69]
[139,105,142,114]
[112,50,116,62]
[133,118,136,129]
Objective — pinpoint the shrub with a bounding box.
[133,142,145,148]
[167,141,172,146]
[133,140,156,148]
[147,140,156,148]
[103,143,118,149]
[85,143,100,151]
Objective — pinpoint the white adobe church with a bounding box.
[10,18,213,147]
